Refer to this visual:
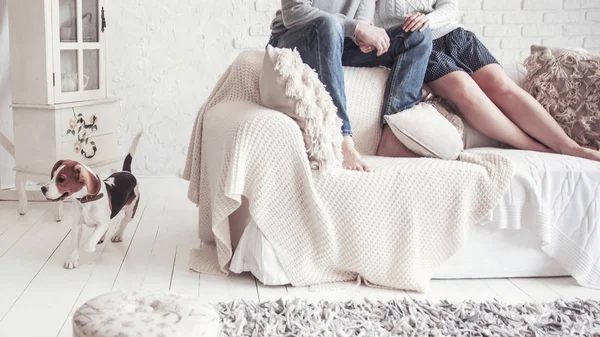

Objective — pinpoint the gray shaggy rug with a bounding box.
[216,298,600,336]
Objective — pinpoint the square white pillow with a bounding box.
[259,45,343,171]
[384,102,464,160]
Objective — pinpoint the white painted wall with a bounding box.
[1,0,599,181]
[0,0,14,189]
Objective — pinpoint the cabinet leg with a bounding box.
[15,173,28,215]
[54,202,64,222]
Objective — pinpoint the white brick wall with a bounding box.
[237,0,600,64]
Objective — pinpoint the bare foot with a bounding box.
[561,144,600,162]
[376,124,420,158]
[342,136,370,171]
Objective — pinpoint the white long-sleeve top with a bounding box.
[374,0,459,39]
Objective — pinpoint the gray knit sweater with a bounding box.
[374,0,459,39]
[270,0,375,38]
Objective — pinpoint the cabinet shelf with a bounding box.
[11,97,119,110]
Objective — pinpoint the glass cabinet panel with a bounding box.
[83,50,100,90]
[54,0,105,102]
[81,0,99,42]
[60,50,79,92]
[59,0,77,42]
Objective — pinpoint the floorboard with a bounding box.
[256,280,288,302]
[482,278,533,304]
[169,207,203,299]
[110,183,169,292]
[509,277,562,302]
[0,204,71,322]
[541,277,600,301]
[0,201,19,236]
[0,203,49,258]
[199,273,259,304]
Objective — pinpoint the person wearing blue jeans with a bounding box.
[268,0,433,171]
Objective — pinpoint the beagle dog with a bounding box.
[41,132,143,269]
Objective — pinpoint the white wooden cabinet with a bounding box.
[8,0,120,220]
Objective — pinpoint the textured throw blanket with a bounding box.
[183,50,514,292]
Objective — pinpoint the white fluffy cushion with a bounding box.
[384,102,464,160]
[259,45,343,171]
[73,289,219,337]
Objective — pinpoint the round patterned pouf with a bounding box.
[72,289,220,337]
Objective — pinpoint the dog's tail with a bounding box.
[123,131,142,172]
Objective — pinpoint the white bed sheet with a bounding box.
[231,149,599,285]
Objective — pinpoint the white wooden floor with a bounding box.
[1,178,599,337]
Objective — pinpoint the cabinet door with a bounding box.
[53,0,106,103]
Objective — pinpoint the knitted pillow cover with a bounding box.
[524,45,600,148]
[259,45,343,171]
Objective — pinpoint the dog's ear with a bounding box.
[75,164,100,195]
[50,160,64,179]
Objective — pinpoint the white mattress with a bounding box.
[231,149,600,285]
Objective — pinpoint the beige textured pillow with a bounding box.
[524,45,600,148]
[384,102,464,160]
[259,45,343,171]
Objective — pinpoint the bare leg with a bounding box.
[342,136,370,172]
[473,64,600,161]
[428,71,550,152]
[271,17,370,172]
[376,124,420,157]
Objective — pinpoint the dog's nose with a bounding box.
[41,186,47,194]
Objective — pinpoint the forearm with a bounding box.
[425,0,457,30]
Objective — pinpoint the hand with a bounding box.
[403,12,430,32]
[355,21,390,56]
[357,41,374,54]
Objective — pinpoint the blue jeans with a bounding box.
[268,16,432,136]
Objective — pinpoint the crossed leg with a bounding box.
[427,70,551,153]
[473,64,600,161]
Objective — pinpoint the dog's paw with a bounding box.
[64,258,79,269]
[111,234,123,243]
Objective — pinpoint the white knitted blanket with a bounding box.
[183,50,515,292]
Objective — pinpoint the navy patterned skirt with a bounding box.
[425,27,499,83]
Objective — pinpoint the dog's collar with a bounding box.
[77,175,104,204]
[77,193,104,204]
